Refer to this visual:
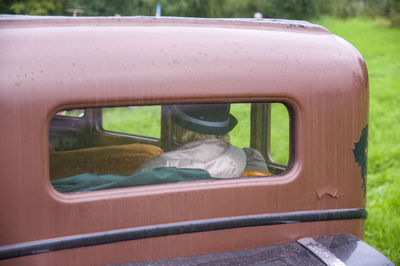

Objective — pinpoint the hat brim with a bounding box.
[173,113,237,135]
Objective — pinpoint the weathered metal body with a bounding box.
[0,15,379,265]
[131,234,393,266]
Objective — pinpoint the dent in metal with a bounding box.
[317,185,339,199]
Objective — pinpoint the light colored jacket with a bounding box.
[135,138,247,178]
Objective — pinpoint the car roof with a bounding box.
[0,15,366,110]
[0,15,328,32]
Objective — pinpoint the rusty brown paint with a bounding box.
[0,16,368,265]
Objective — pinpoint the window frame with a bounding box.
[48,101,293,191]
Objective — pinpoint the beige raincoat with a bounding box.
[135,138,268,178]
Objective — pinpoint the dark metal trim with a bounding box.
[0,208,366,260]
[297,237,346,266]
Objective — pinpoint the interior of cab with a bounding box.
[49,103,290,192]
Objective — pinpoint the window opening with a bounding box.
[49,103,291,193]
[57,109,85,118]
[102,106,161,139]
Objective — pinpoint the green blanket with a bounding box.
[51,167,213,193]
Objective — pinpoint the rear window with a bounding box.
[49,102,291,193]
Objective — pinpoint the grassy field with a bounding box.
[313,17,400,263]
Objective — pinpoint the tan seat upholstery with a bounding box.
[241,170,273,177]
[50,143,162,180]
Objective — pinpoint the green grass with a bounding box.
[103,103,290,165]
[314,16,400,263]
[103,106,161,138]
[229,103,289,165]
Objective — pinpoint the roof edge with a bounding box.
[0,15,329,34]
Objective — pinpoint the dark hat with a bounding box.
[171,104,237,135]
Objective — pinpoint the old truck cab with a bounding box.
[0,15,393,265]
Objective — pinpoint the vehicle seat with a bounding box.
[242,170,273,177]
[49,143,162,180]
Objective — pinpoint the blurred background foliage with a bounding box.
[1,0,400,26]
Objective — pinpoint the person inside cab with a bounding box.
[134,103,270,178]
